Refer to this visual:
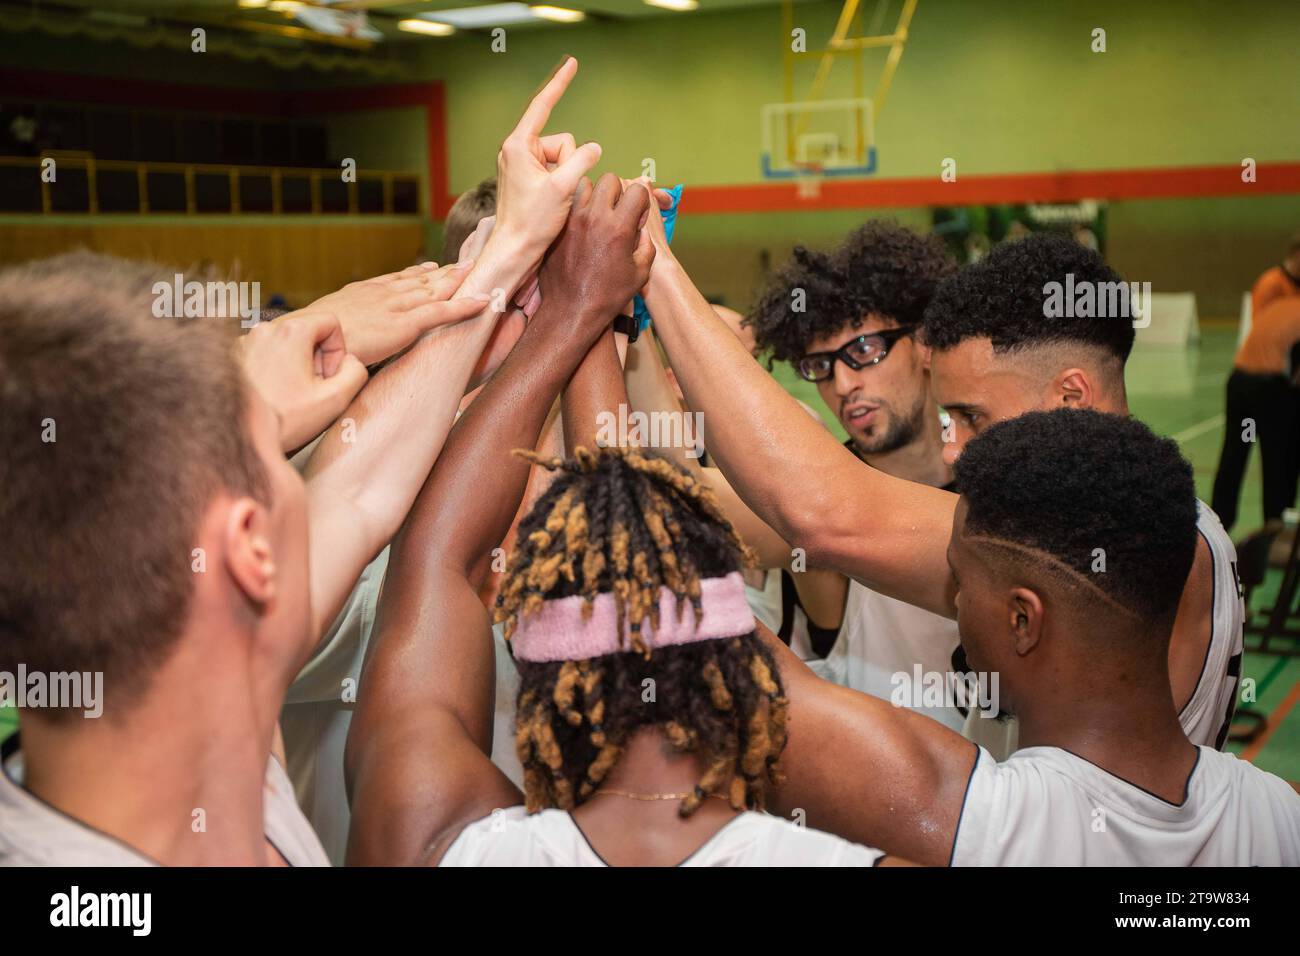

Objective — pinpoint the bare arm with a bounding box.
[344,173,655,867]
[299,262,493,645]
[298,60,602,649]
[643,244,958,618]
[343,296,593,866]
[755,621,977,865]
[622,327,699,471]
[564,329,628,452]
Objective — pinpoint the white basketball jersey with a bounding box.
[440,806,883,866]
[810,580,965,733]
[1180,502,1245,749]
[952,744,1300,866]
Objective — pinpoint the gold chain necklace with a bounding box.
[592,788,729,802]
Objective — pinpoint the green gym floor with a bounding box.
[1,325,1297,781]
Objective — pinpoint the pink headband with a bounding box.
[510,572,755,663]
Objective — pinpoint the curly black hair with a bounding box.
[923,231,1136,361]
[747,220,956,364]
[495,447,787,818]
[952,408,1197,622]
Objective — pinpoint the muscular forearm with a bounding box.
[645,258,959,617]
[300,228,547,646]
[563,328,627,452]
[622,328,700,472]
[400,304,599,578]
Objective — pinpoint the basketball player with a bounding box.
[734,222,969,733]
[276,55,602,862]
[345,175,890,866]
[644,228,1243,751]
[754,409,1300,865]
[0,56,599,866]
[0,262,329,866]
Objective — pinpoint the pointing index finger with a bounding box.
[514,56,577,141]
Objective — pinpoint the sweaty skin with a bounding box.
[643,243,1216,721]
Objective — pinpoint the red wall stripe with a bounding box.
[7,70,1298,219]
[677,163,1300,215]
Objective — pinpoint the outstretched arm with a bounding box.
[344,174,654,866]
[299,262,489,646]
[642,227,958,618]
[297,59,602,651]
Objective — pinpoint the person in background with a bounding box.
[1250,233,1300,317]
[440,177,497,264]
[1247,233,1300,508]
[1212,294,1300,531]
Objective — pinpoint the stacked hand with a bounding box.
[493,57,603,262]
[457,215,541,320]
[539,173,655,338]
[237,311,368,453]
[299,260,486,368]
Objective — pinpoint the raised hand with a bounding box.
[538,173,655,337]
[493,57,603,259]
[641,185,677,280]
[298,260,487,367]
[237,310,368,452]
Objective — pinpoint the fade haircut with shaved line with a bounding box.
[495,446,788,818]
[0,256,268,717]
[952,409,1197,624]
[922,231,1136,363]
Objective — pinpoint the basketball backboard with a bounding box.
[760,97,876,178]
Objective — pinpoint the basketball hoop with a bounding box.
[794,163,824,200]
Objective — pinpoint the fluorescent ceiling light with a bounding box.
[399,18,456,36]
[237,0,268,8]
[644,0,698,9]
[531,5,586,22]
[423,4,539,28]
[268,0,303,12]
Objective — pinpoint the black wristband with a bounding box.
[612,314,640,343]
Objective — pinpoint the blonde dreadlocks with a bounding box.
[495,446,789,818]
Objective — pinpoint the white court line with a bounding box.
[1172,413,1225,444]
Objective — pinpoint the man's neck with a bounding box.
[1013,653,1198,803]
[856,410,952,488]
[570,727,740,864]
[19,645,281,866]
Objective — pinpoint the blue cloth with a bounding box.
[632,183,683,331]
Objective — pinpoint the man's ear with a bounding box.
[1007,587,1044,656]
[916,339,933,372]
[1055,368,1095,409]
[223,496,277,606]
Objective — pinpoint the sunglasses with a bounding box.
[796,325,917,382]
